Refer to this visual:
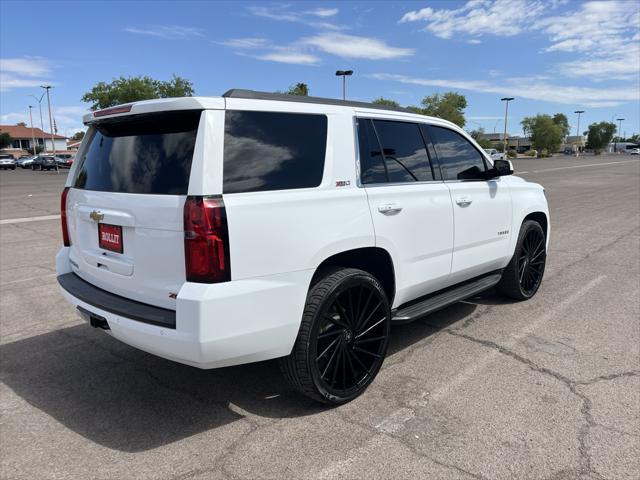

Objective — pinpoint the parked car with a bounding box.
[32,155,58,171]
[0,154,16,170]
[56,155,74,168]
[628,148,639,155]
[16,155,37,168]
[57,90,549,405]
[484,148,506,160]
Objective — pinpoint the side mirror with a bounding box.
[491,159,513,177]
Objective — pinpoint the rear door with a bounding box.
[427,125,513,282]
[358,118,454,307]
[66,110,203,309]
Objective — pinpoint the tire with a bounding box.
[498,220,546,300]
[280,268,391,405]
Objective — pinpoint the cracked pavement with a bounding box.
[1,155,638,479]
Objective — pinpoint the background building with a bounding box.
[0,124,68,157]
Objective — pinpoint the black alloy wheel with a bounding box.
[518,226,546,296]
[313,279,388,397]
[498,220,546,300]
[281,268,391,405]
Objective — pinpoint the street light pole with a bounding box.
[574,110,584,157]
[41,86,55,155]
[28,93,46,149]
[41,85,59,173]
[28,106,37,155]
[335,70,353,100]
[501,97,514,156]
[615,118,624,153]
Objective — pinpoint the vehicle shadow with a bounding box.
[0,292,503,452]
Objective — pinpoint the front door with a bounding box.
[427,125,513,282]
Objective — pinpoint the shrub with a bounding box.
[525,150,537,157]
[507,150,517,158]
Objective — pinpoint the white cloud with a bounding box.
[400,0,546,40]
[369,73,640,108]
[0,57,51,77]
[0,57,54,92]
[399,0,640,83]
[535,1,640,81]
[220,38,271,49]
[256,51,320,65]
[302,33,414,59]
[219,37,319,65]
[221,32,413,64]
[247,5,343,29]
[307,8,339,18]
[124,25,204,39]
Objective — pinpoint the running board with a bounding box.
[392,273,502,323]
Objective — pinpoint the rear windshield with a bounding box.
[72,110,201,195]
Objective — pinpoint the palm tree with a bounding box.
[286,83,309,96]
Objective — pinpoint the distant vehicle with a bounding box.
[56,155,74,168]
[32,155,58,171]
[484,148,506,160]
[0,154,16,170]
[563,148,573,155]
[629,148,640,155]
[16,155,37,168]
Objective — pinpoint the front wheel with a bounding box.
[498,220,546,300]
[280,268,391,405]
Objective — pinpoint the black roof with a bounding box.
[222,89,411,113]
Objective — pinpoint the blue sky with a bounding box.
[1,0,638,138]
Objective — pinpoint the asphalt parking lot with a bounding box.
[1,155,638,480]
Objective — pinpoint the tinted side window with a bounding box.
[223,111,327,193]
[373,120,433,182]
[429,126,486,181]
[358,119,387,184]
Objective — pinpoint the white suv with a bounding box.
[57,90,549,404]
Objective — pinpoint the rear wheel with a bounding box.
[498,220,546,300]
[280,268,391,405]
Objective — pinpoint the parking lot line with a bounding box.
[522,159,638,174]
[0,214,61,225]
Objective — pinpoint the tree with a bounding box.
[585,122,616,154]
[16,122,27,127]
[521,114,564,155]
[71,131,85,141]
[412,92,467,127]
[26,145,44,155]
[286,83,309,96]
[552,113,570,138]
[468,127,493,148]
[81,74,194,110]
[0,132,13,149]
[372,97,400,108]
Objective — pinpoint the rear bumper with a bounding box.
[56,247,311,369]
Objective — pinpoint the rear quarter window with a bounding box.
[223,110,327,194]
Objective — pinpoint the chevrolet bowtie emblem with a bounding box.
[89,210,104,222]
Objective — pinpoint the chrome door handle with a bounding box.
[455,196,472,207]
[378,203,403,215]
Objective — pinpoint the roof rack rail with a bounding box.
[222,89,411,113]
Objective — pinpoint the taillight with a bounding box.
[61,187,71,246]
[183,196,231,283]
